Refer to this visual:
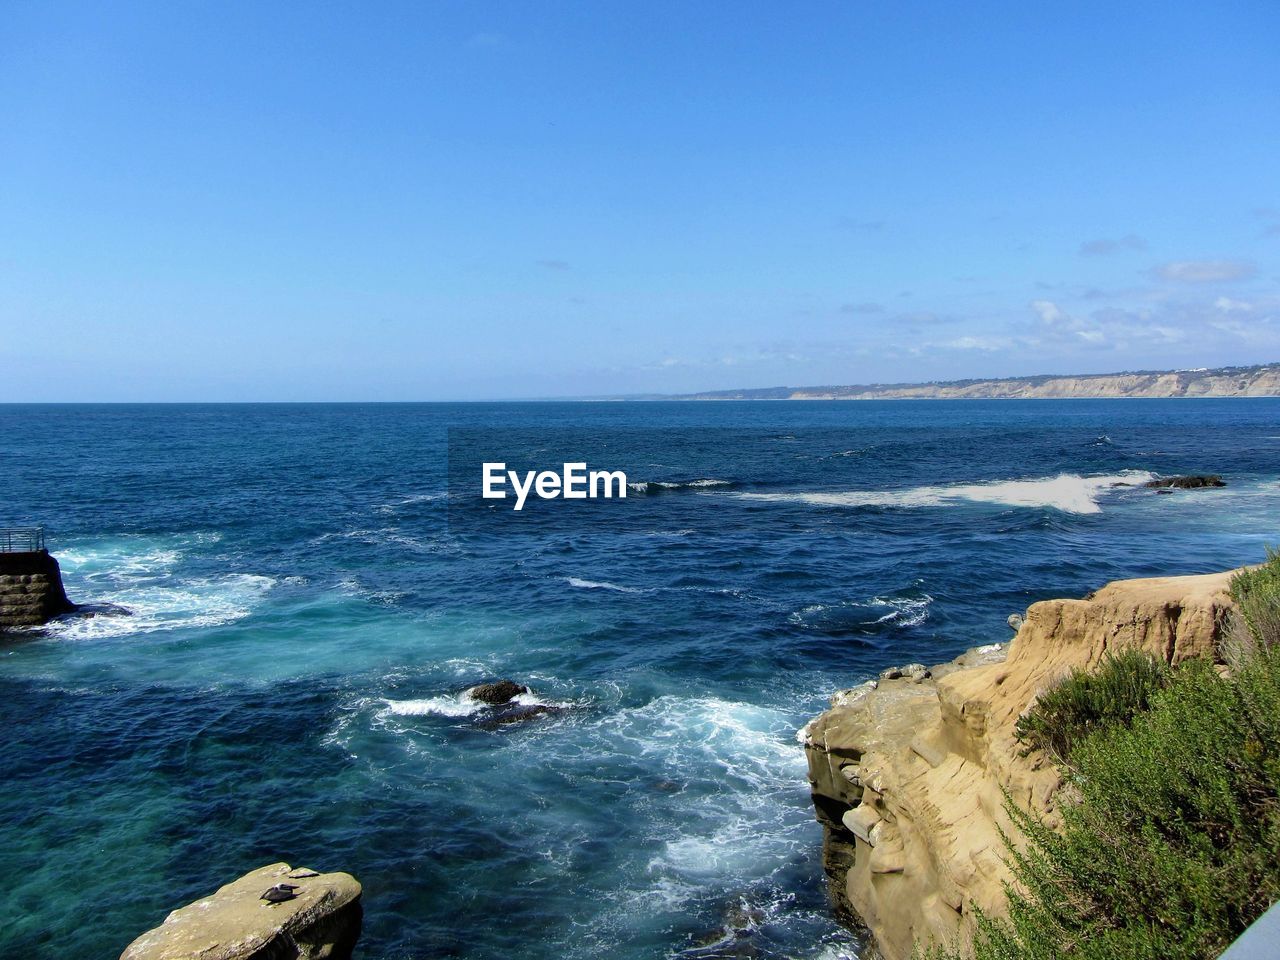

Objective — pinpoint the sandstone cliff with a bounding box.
[675,363,1280,401]
[802,571,1239,960]
[120,863,362,960]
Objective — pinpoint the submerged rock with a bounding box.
[487,703,552,725]
[1144,474,1226,489]
[119,862,361,960]
[467,679,529,704]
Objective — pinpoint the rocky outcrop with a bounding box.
[120,862,362,960]
[468,679,529,704]
[802,570,1239,960]
[0,551,75,629]
[1144,474,1227,489]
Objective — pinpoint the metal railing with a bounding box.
[0,527,46,553]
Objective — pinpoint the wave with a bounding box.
[563,576,651,594]
[43,535,275,639]
[584,695,812,906]
[627,479,736,494]
[736,471,1155,515]
[382,687,564,719]
[46,573,276,640]
[789,594,932,632]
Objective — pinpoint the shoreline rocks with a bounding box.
[120,862,362,960]
[802,570,1238,960]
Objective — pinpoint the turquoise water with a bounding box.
[2,400,1279,959]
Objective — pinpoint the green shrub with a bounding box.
[1229,547,1280,657]
[1014,649,1171,761]
[927,553,1280,960]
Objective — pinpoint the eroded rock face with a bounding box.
[120,862,362,960]
[802,571,1238,960]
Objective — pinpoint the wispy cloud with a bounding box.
[944,335,1014,351]
[840,302,883,314]
[536,259,571,271]
[1154,259,1256,283]
[1078,233,1145,256]
[835,217,885,231]
[1256,207,1280,238]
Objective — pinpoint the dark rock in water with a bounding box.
[682,897,767,958]
[1156,489,1174,495]
[1144,474,1226,489]
[1111,481,1132,487]
[652,778,683,792]
[490,703,551,724]
[468,680,529,704]
[65,602,132,619]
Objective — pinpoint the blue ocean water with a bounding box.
[2,399,1279,960]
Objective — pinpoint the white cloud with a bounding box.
[944,336,1014,351]
[1079,234,1145,256]
[1031,299,1068,325]
[1155,260,1256,283]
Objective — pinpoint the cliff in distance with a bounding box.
[675,363,1280,400]
[801,570,1239,960]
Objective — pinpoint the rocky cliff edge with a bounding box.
[801,570,1238,960]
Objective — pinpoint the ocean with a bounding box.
[2,399,1278,960]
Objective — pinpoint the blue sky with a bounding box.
[1,1,1278,400]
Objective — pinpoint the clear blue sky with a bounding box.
[2,1,1277,400]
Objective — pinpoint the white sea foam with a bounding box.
[628,479,733,493]
[563,577,649,594]
[381,687,566,719]
[383,694,484,718]
[46,573,276,640]
[42,535,276,640]
[597,695,809,875]
[789,594,932,629]
[737,471,1155,515]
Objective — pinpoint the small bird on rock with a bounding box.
[261,883,299,903]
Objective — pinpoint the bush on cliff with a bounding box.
[932,555,1280,960]
[1229,547,1280,657]
[1014,649,1171,760]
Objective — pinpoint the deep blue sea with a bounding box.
[3,400,1279,960]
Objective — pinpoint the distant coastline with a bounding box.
[645,362,1280,401]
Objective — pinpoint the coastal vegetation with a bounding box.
[933,553,1280,960]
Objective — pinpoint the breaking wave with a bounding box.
[563,577,651,594]
[789,594,932,632]
[628,479,736,494]
[736,471,1155,515]
[43,535,275,639]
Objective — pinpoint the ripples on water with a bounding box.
[2,400,1278,960]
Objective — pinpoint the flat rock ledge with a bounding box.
[120,862,362,960]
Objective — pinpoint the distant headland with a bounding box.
[644,362,1280,401]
